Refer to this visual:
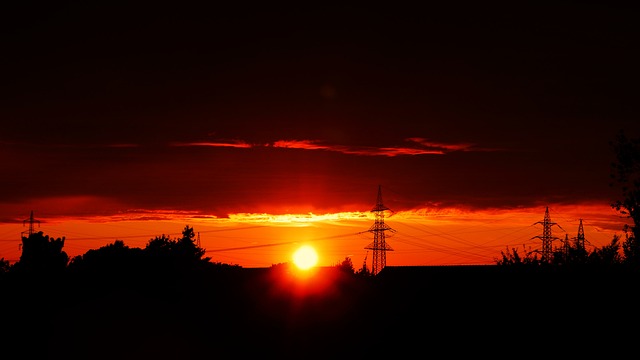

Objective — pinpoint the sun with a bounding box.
[292,245,319,270]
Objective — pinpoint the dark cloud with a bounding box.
[1,2,638,219]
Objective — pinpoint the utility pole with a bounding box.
[362,185,395,275]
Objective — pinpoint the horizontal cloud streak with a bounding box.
[162,137,503,157]
[406,138,502,152]
[171,140,252,148]
[272,139,445,156]
[272,138,500,156]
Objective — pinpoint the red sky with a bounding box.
[0,3,638,267]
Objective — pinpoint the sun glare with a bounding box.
[292,245,318,270]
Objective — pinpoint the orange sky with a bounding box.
[0,202,629,269]
[1,4,638,269]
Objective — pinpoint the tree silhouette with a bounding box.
[610,129,640,265]
[0,257,9,275]
[496,245,539,266]
[67,239,144,280]
[588,235,623,266]
[144,225,210,271]
[565,239,589,265]
[12,231,68,275]
[336,256,355,274]
[175,225,208,263]
[496,236,626,267]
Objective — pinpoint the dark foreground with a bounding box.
[3,265,639,358]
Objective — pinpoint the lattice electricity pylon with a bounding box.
[20,210,41,251]
[362,185,395,275]
[22,210,40,237]
[531,206,563,263]
[573,218,586,251]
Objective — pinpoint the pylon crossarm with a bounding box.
[364,241,393,251]
[367,224,395,232]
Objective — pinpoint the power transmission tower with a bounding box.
[362,185,395,275]
[531,206,563,263]
[21,210,41,238]
[573,218,585,250]
[20,210,40,251]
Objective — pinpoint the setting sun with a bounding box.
[292,245,319,270]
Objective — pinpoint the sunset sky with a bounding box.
[1,3,638,268]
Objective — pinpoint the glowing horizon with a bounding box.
[0,202,630,268]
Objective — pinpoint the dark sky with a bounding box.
[1,2,638,219]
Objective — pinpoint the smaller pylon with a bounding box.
[21,210,40,238]
[20,210,41,251]
[573,218,585,250]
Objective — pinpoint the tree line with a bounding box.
[0,222,362,279]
